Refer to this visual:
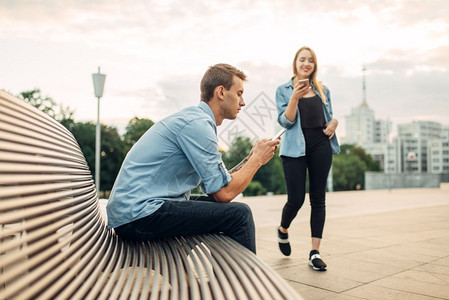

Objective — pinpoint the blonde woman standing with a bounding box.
[275,46,340,271]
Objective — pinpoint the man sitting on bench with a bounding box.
[107,63,279,253]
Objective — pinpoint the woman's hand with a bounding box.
[290,80,311,102]
[285,79,311,122]
[323,119,338,139]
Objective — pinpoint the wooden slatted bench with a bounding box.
[0,90,301,300]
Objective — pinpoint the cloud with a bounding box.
[331,59,449,130]
[1,0,448,140]
[389,0,449,25]
[426,45,449,68]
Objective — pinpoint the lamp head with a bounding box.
[92,67,106,98]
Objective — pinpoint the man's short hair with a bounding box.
[200,64,247,102]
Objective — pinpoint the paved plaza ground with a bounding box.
[241,184,449,299]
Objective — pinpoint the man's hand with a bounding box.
[211,138,279,203]
[250,139,280,166]
[229,139,277,174]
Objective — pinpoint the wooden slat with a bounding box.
[172,238,201,299]
[0,182,92,202]
[41,216,107,299]
[97,241,127,300]
[0,151,88,169]
[0,131,84,161]
[85,234,121,299]
[182,236,227,299]
[0,173,93,185]
[139,242,154,300]
[0,183,93,208]
[0,95,78,147]
[0,140,86,164]
[0,120,79,157]
[0,163,91,175]
[0,211,99,299]
[0,200,96,258]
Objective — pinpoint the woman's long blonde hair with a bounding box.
[292,46,327,103]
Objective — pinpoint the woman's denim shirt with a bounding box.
[276,78,340,158]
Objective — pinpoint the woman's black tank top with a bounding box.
[298,95,325,129]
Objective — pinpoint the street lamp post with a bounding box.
[92,67,106,195]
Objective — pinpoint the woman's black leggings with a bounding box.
[280,128,332,238]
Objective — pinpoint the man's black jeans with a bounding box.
[114,196,256,253]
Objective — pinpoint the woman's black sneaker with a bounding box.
[277,227,291,256]
[308,250,327,271]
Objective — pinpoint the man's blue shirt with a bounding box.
[106,101,232,228]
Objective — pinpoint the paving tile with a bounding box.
[369,245,442,265]
[343,284,439,300]
[372,275,449,299]
[394,269,449,285]
[437,256,449,267]
[415,239,449,257]
[320,294,365,300]
[277,264,364,293]
[323,256,406,283]
[286,280,339,300]
[418,252,449,274]
[342,248,423,269]
[388,240,449,259]
[258,255,303,270]
[414,262,449,276]
[317,237,389,256]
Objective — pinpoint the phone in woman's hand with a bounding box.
[297,79,309,86]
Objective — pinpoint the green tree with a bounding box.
[244,181,267,196]
[222,137,286,196]
[332,153,366,191]
[70,122,96,172]
[351,147,380,171]
[340,144,380,171]
[19,89,57,118]
[18,89,75,123]
[332,144,381,191]
[101,125,125,191]
[69,122,124,194]
[123,117,154,153]
[222,137,253,195]
[222,137,253,169]
[253,150,285,195]
[58,104,76,126]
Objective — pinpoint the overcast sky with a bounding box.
[1,0,448,142]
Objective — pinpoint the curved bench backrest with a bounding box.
[0,90,111,299]
[0,90,301,300]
